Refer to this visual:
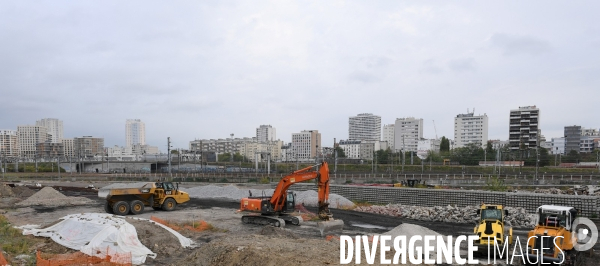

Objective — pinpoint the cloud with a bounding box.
[489,33,551,56]
[420,59,443,74]
[348,71,379,83]
[448,58,476,72]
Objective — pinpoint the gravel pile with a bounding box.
[11,186,36,198]
[0,184,15,198]
[355,204,536,228]
[16,187,94,207]
[186,185,355,208]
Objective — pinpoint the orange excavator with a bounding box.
[239,161,344,235]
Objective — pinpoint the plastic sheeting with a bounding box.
[23,213,157,265]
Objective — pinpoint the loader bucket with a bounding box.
[317,219,344,236]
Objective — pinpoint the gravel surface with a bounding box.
[15,187,95,207]
[186,185,355,208]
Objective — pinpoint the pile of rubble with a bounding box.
[529,185,600,196]
[0,184,14,198]
[15,187,95,207]
[185,185,355,208]
[354,204,536,228]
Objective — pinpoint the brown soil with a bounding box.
[173,234,417,266]
[126,218,189,264]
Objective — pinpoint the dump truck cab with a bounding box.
[473,204,512,249]
[526,205,578,265]
[104,182,190,216]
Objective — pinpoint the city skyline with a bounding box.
[1,1,599,148]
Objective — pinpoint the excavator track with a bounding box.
[241,215,286,228]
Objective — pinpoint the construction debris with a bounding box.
[186,185,355,208]
[15,187,94,207]
[354,204,536,228]
[0,184,15,198]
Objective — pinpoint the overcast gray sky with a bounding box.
[1,1,599,151]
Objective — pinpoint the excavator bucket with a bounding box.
[317,219,345,237]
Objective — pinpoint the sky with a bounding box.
[1,1,599,151]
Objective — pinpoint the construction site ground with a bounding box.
[1,182,599,265]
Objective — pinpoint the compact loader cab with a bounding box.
[526,205,579,265]
[473,204,513,249]
[104,182,190,216]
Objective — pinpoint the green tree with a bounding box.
[440,136,450,152]
[485,141,496,161]
[334,146,346,158]
[450,143,484,165]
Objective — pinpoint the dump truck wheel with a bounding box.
[162,198,176,211]
[113,201,130,216]
[130,200,145,215]
[104,202,114,214]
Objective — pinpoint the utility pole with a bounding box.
[57,156,61,179]
[535,132,540,180]
[401,135,405,173]
[230,133,234,163]
[167,137,172,179]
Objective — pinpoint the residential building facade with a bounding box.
[382,124,395,150]
[35,118,64,143]
[291,130,321,161]
[417,139,441,159]
[394,117,423,152]
[256,125,276,142]
[17,125,49,158]
[239,140,283,162]
[61,138,75,158]
[189,137,255,155]
[0,130,19,157]
[36,142,64,158]
[551,137,566,155]
[126,119,146,147]
[454,112,488,148]
[338,140,361,159]
[508,106,540,152]
[349,113,381,141]
[74,136,105,158]
[564,126,582,154]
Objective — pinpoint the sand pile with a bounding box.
[0,184,15,198]
[16,187,94,207]
[186,185,355,208]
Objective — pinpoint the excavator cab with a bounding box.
[283,192,296,213]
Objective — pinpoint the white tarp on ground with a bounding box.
[22,213,157,265]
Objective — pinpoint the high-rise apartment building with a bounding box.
[0,130,19,157]
[508,106,540,152]
[291,130,321,161]
[61,138,74,158]
[454,112,488,148]
[74,136,105,158]
[564,126,582,154]
[394,117,423,152]
[551,137,565,155]
[256,125,276,142]
[382,124,395,150]
[582,128,599,137]
[35,118,64,143]
[17,125,49,158]
[349,113,381,141]
[126,119,146,147]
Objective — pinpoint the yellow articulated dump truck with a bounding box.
[103,182,190,215]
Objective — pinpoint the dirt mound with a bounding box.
[0,184,14,198]
[15,187,94,207]
[176,234,416,266]
[126,219,187,262]
[259,226,298,239]
[11,186,36,198]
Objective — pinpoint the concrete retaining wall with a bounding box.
[283,183,600,217]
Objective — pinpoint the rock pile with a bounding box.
[185,185,355,208]
[528,186,600,196]
[16,187,94,207]
[0,184,15,198]
[355,204,536,228]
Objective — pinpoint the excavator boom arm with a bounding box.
[269,162,330,213]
